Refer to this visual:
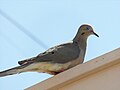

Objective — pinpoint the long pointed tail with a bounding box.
[0,64,28,77]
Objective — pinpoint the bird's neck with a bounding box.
[73,35,88,60]
[73,35,87,50]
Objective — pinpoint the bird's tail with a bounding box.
[0,64,28,77]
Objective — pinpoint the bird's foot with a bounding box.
[53,68,65,75]
[46,68,65,75]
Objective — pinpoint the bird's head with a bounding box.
[79,24,99,38]
[73,24,99,42]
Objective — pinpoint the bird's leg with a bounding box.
[46,68,65,75]
[60,68,65,72]
[53,68,65,75]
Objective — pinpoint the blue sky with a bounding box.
[0,0,120,90]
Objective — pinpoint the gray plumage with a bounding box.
[0,24,99,77]
[19,42,80,64]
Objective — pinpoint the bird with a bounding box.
[0,24,99,77]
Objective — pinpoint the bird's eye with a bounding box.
[86,27,89,30]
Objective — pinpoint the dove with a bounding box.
[0,24,99,77]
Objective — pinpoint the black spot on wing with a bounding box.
[51,51,54,54]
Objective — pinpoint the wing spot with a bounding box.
[43,52,46,54]
[51,52,54,54]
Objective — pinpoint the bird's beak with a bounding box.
[93,31,99,37]
[90,30,99,37]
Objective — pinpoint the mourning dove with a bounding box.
[0,24,99,77]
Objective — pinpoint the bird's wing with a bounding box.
[18,42,80,65]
